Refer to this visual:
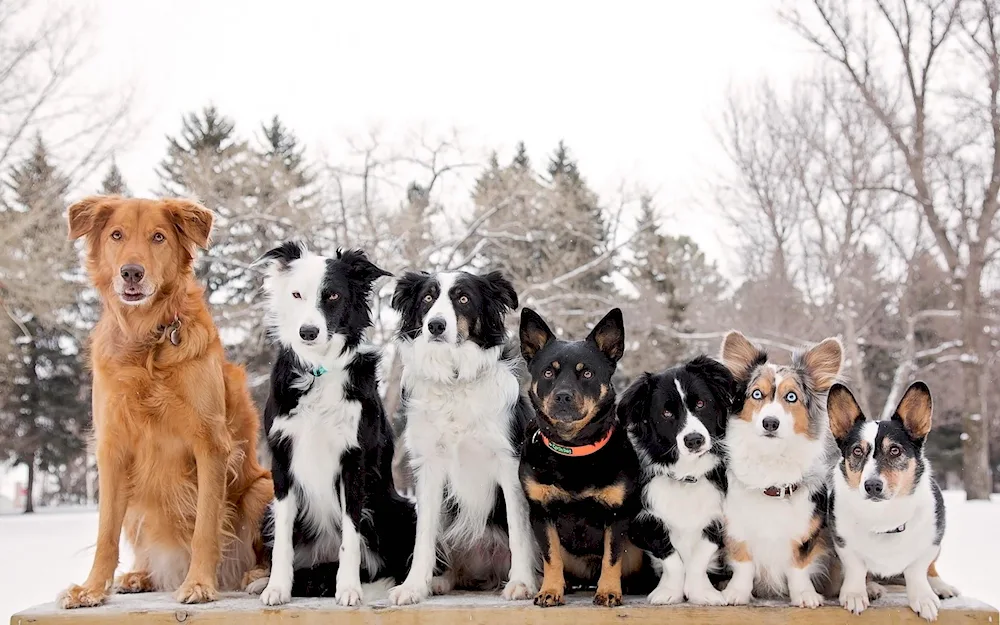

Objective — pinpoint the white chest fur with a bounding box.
[643,473,723,565]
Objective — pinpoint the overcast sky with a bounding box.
[85,0,812,273]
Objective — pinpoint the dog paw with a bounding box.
[245,576,269,595]
[430,575,454,595]
[389,583,428,606]
[594,588,623,607]
[867,581,887,601]
[686,585,726,606]
[57,584,108,609]
[908,588,941,622]
[114,571,154,594]
[648,584,684,605]
[175,579,218,604]
[335,584,363,607]
[534,587,564,607]
[260,581,292,606]
[502,578,536,601]
[790,587,823,608]
[929,577,959,599]
[242,567,269,591]
[722,584,752,606]
[841,588,870,615]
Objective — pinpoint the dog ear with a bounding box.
[892,381,933,440]
[340,248,393,285]
[720,331,766,381]
[798,337,843,393]
[67,195,115,241]
[587,308,625,363]
[391,271,431,313]
[827,383,865,443]
[483,271,518,312]
[685,355,735,410]
[519,308,555,363]
[252,241,305,270]
[164,198,214,249]
[617,372,652,425]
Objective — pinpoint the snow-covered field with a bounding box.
[1,492,997,620]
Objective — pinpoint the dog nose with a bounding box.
[864,479,884,496]
[683,432,706,451]
[762,416,780,432]
[427,318,447,336]
[554,391,573,405]
[120,264,144,283]
[299,325,320,342]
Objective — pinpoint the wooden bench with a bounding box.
[10,590,999,625]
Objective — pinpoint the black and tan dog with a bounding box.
[518,308,646,607]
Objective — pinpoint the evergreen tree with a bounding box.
[511,141,530,171]
[100,158,130,195]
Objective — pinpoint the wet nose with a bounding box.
[427,318,446,336]
[864,479,884,496]
[554,391,573,405]
[683,432,706,451]
[120,264,144,283]
[762,416,780,432]
[299,325,319,342]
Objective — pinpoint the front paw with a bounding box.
[245,576,270,596]
[335,583,363,607]
[867,581,886,601]
[790,587,823,608]
[534,587,564,607]
[175,579,218,604]
[929,577,959,599]
[58,584,108,609]
[722,583,752,606]
[686,584,726,606]
[594,588,623,607]
[114,571,154,594]
[648,584,684,605]
[502,578,536,601]
[389,583,428,606]
[908,588,941,622]
[841,587,870,614]
[431,575,454,595]
[260,580,292,606]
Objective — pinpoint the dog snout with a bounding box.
[120,264,145,284]
[299,325,320,342]
[683,432,706,451]
[554,390,574,405]
[761,416,780,433]
[427,317,447,337]
[864,478,884,497]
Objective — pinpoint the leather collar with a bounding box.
[536,425,615,457]
[762,483,800,498]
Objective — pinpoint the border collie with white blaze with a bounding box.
[250,242,415,607]
[388,270,538,605]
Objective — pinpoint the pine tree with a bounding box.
[100,158,130,195]
[511,141,530,171]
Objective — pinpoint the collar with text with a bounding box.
[536,425,615,457]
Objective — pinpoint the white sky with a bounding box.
[85,0,813,273]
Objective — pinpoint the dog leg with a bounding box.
[335,453,365,607]
[648,552,685,605]
[905,547,943,622]
[722,538,754,605]
[533,524,565,607]
[684,538,725,605]
[837,546,870,615]
[59,440,130,609]
[927,560,958,599]
[175,435,228,604]
[594,524,625,607]
[389,464,445,606]
[499,461,537,600]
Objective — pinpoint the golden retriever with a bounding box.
[58,196,273,608]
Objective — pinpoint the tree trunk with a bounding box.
[23,457,36,514]
[843,312,870,412]
[960,272,993,499]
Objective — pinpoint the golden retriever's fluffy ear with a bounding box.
[67,195,116,240]
[165,198,214,249]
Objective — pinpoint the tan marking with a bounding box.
[594,527,623,607]
[828,385,863,441]
[739,368,774,422]
[798,337,843,393]
[531,381,538,397]
[551,361,560,371]
[621,539,644,576]
[928,560,940,578]
[777,375,810,435]
[791,514,826,568]
[582,482,627,508]
[726,537,752,563]
[882,451,918,497]
[721,331,765,380]
[599,384,608,401]
[576,362,585,372]
[896,383,932,439]
[535,525,565,607]
[524,478,572,505]
[540,393,601,439]
[843,441,869,489]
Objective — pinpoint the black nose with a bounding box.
[120,264,144,283]
[427,318,446,336]
[864,479,884,496]
[762,417,780,432]
[299,325,320,342]
[554,391,573,405]
[683,432,706,451]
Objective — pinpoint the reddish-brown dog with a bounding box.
[58,196,273,608]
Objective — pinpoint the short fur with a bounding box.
[387,270,537,605]
[246,242,415,607]
[719,331,843,608]
[622,355,736,605]
[519,308,647,608]
[827,382,958,621]
[58,196,273,608]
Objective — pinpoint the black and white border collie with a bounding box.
[827,382,958,621]
[387,270,538,605]
[250,242,416,606]
[621,356,735,605]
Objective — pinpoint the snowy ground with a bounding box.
[1,491,997,620]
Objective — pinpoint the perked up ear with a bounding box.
[519,308,556,363]
[339,248,393,284]
[252,241,305,270]
[390,271,431,312]
[587,308,625,363]
[617,372,652,425]
[827,383,865,443]
[164,198,213,249]
[893,381,933,440]
[799,337,843,393]
[67,195,115,241]
[720,330,766,381]
[483,271,518,312]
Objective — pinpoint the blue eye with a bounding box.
[751,389,763,400]
[785,392,797,403]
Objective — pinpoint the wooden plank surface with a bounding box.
[11,590,999,625]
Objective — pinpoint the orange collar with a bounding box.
[536,425,615,457]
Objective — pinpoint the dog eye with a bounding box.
[111,230,123,240]
[852,445,864,457]
[889,445,901,457]
[751,389,763,400]
[423,294,434,303]
[663,409,673,418]
[695,400,705,410]
[459,295,469,304]
[292,291,302,299]
[328,293,340,301]
[543,369,554,379]
[785,391,798,403]
[152,232,165,243]
[582,370,593,379]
